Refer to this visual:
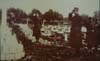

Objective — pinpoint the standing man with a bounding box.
[68,7,83,57]
[29,9,42,43]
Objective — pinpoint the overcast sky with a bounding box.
[0,0,99,17]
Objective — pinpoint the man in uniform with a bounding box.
[68,7,83,57]
[29,9,42,43]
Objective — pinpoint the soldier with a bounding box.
[68,7,83,57]
[29,9,42,43]
[92,12,99,48]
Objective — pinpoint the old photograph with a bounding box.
[0,0,99,61]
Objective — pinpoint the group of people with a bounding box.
[68,7,99,60]
[6,7,99,60]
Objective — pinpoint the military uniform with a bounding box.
[69,12,82,49]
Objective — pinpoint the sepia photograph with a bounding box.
[0,0,100,61]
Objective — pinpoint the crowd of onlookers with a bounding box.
[6,8,100,61]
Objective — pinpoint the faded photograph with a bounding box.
[0,0,99,61]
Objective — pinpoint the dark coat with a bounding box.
[68,13,83,48]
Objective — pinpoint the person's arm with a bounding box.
[68,13,73,21]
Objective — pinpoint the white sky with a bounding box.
[0,0,99,16]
